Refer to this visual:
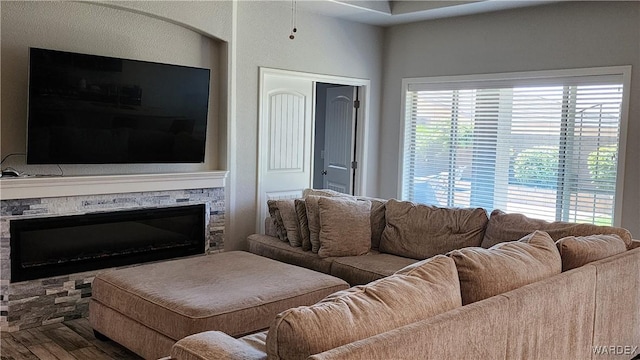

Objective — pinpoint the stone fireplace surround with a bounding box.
[0,171,227,332]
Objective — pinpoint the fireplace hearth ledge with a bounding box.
[0,171,228,200]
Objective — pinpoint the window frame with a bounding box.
[398,66,632,226]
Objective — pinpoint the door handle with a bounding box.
[321,170,327,175]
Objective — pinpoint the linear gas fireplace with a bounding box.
[10,204,206,283]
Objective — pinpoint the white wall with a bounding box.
[230,1,383,249]
[379,1,640,237]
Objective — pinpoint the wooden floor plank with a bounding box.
[1,337,39,360]
[11,328,51,348]
[57,321,93,343]
[39,342,78,360]
[68,347,111,360]
[39,327,90,352]
[89,340,140,360]
[25,344,60,360]
[1,319,141,360]
[61,319,140,359]
[35,324,66,332]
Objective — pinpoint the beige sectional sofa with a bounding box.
[172,238,640,360]
[167,191,639,359]
[250,191,634,286]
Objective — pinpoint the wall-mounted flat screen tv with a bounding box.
[27,48,211,164]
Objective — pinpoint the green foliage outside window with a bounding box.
[513,146,559,187]
[587,145,617,190]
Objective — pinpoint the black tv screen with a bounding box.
[27,48,211,164]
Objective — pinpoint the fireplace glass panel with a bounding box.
[10,205,205,282]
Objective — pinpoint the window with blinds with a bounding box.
[400,68,630,225]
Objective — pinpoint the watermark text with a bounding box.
[593,345,638,356]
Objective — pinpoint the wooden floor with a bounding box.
[0,318,142,360]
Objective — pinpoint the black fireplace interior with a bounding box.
[10,204,206,282]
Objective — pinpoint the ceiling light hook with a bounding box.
[289,0,297,40]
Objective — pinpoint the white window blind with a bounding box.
[401,68,629,225]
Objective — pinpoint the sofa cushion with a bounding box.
[380,199,488,260]
[357,196,387,250]
[303,188,348,197]
[295,199,311,251]
[275,199,303,247]
[305,196,323,253]
[265,216,278,237]
[247,234,335,274]
[307,296,509,360]
[330,251,418,286]
[481,209,633,248]
[171,331,266,360]
[305,191,385,254]
[318,197,371,258]
[555,234,627,271]
[265,255,461,360]
[449,230,562,305]
[267,200,288,241]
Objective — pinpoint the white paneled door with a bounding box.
[257,69,314,232]
[323,86,356,194]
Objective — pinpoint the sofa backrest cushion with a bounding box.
[357,196,387,250]
[294,199,311,251]
[265,255,462,360]
[481,209,633,248]
[449,230,562,305]
[555,234,627,271]
[318,197,371,258]
[380,199,488,260]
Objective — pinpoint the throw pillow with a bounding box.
[380,199,488,260]
[449,230,562,305]
[481,209,633,248]
[317,197,371,258]
[295,199,311,251]
[275,199,302,247]
[267,200,287,241]
[303,188,349,198]
[265,255,461,360]
[305,195,322,253]
[357,196,387,250]
[556,234,627,271]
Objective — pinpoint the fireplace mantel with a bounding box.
[0,171,228,200]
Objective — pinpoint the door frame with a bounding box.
[257,67,371,230]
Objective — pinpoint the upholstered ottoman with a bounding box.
[89,251,349,359]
